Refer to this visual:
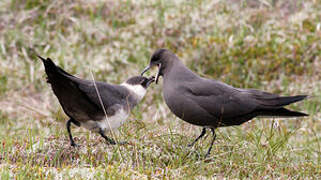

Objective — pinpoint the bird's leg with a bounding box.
[205,128,216,158]
[188,128,207,147]
[98,129,116,145]
[66,118,80,147]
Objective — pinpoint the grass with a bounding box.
[0,0,320,179]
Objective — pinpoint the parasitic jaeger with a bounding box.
[141,48,307,157]
[38,56,154,146]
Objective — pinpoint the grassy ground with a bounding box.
[0,0,320,179]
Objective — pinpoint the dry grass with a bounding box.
[0,0,320,179]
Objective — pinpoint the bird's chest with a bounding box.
[81,108,130,132]
[163,85,187,117]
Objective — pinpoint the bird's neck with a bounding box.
[121,83,146,101]
[120,83,146,111]
[163,60,199,83]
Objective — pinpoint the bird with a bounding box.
[141,48,308,157]
[38,56,154,146]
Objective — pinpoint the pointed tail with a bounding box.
[37,55,74,83]
[259,107,308,117]
[38,55,60,82]
[258,95,307,108]
[272,95,307,106]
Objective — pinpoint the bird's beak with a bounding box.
[141,63,162,84]
[146,76,155,87]
[155,63,162,84]
[141,65,150,76]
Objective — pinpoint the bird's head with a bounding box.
[141,48,175,84]
[122,76,155,100]
[125,76,155,89]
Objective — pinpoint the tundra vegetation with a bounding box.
[0,0,320,179]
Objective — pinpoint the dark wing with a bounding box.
[40,57,129,120]
[185,77,307,120]
[184,78,259,119]
[66,76,129,115]
[242,89,307,108]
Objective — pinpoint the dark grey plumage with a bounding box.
[141,48,307,157]
[39,56,154,146]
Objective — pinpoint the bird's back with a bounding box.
[39,57,131,122]
[162,63,307,128]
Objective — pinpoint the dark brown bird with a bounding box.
[141,48,307,157]
[39,56,154,146]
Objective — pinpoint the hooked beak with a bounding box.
[146,76,155,87]
[155,63,162,84]
[141,65,150,76]
[141,63,162,84]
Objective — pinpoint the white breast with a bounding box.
[81,108,130,132]
[121,82,146,100]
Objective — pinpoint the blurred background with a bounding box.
[0,0,320,179]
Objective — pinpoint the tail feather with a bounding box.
[37,55,74,82]
[257,95,307,108]
[37,55,58,79]
[258,107,308,117]
[37,55,46,62]
[37,55,56,68]
[247,89,307,108]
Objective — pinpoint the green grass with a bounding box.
[0,0,320,179]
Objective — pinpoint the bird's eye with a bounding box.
[151,53,161,62]
[151,57,157,62]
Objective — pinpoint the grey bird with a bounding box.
[141,48,308,157]
[38,56,154,146]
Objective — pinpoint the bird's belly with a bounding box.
[164,93,216,127]
[81,108,129,132]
